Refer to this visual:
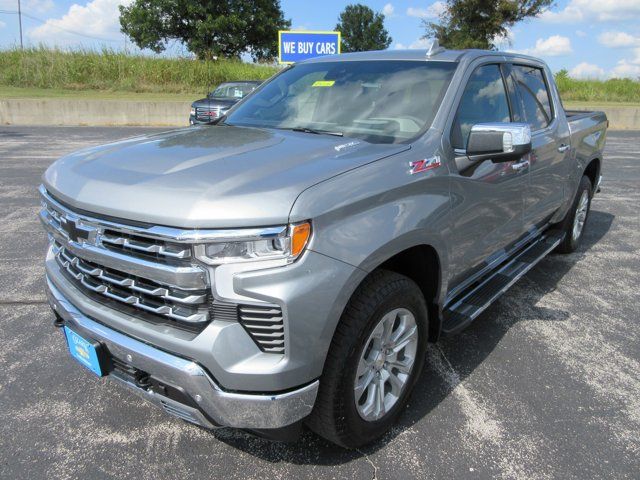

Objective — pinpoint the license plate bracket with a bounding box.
[63,326,108,377]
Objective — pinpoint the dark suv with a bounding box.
[189,81,261,125]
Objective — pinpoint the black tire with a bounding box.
[306,270,428,448]
[556,175,593,254]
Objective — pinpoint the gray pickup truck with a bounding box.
[40,47,606,448]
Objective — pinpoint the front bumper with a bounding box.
[46,277,319,430]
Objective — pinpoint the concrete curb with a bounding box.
[1,98,639,130]
[0,99,191,127]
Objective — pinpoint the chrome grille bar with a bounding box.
[101,231,191,259]
[40,212,207,290]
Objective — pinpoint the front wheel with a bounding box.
[556,175,593,253]
[307,270,428,448]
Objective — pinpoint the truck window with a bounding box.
[451,64,511,150]
[512,65,553,130]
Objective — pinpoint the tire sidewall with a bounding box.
[567,177,593,250]
[339,286,428,444]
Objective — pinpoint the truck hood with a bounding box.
[192,98,238,108]
[43,125,409,228]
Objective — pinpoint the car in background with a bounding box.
[189,81,261,125]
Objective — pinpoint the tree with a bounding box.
[424,0,553,50]
[119,0,290,61]
[336,4,392,53]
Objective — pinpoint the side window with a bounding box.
[451,64,511,150]
[512,65,553,130]
[501,64,523,123]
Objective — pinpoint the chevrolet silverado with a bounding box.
[40,46,606,447]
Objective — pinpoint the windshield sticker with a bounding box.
[410,156,441,175]
[334,141,361,152]
[312,80,335,87]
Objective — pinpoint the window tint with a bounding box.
[451,64,511,149]
[512,65,552,130]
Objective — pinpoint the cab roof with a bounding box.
[302,48,543,65]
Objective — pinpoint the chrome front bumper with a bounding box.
[46,277,319,430]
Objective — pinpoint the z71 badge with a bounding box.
[410,156,441,175]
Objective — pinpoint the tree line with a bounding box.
[119,0,553,61]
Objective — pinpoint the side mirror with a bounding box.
[466,123,532,163]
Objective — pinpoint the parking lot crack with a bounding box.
[356,449,379,480]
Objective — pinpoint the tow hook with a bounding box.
[53,314,65,328]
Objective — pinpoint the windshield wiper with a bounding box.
[291,127,343,137]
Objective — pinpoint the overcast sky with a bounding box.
[0,0,639,79]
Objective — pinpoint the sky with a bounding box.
[0,0,639,79]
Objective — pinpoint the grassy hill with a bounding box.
[0,47,639,104]
[0,47,278,95]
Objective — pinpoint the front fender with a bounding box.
[290,142,451,305]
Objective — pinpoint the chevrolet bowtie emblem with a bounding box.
[60,217,92,243]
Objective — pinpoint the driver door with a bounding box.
[446,63,528,287]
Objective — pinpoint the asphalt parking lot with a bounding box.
[0,126,638,480]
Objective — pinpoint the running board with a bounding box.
[441,231,564,334]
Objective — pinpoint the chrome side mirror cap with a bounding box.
[467,123,532,162]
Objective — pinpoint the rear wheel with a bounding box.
[307,270,428,448]
[556,175,592,253]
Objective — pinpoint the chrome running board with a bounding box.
[442,230,564,334]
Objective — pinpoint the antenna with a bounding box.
[426,39,444,58]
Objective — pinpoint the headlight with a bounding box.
[194,222,311,265]
[190,107,196,116]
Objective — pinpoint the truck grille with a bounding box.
[39,186,211,332]
[195,106,223,121]
[54,242,209,327]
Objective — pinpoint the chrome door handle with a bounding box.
[511,160,530,171]
[558,144,570,153]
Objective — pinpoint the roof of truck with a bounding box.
[302,48,543,64]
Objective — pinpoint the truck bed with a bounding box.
[566,109,608,137]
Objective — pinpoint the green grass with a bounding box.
[555,71,640,104]
[1,47,639,105]
[0,47,278,94]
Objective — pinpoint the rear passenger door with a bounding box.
[509,64,571,228]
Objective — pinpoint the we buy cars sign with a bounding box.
[278,31,341,64]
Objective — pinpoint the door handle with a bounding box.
[511,160,530,172]
[557,144,570,153]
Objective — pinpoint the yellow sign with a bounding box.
[312,80,336,87]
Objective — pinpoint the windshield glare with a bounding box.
[210,83,258,99]
[225,60,457,143]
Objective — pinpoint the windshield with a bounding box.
[225,60,457,143]
[210,83,258,99]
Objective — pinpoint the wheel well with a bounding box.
[584,158,600,191]
[377,245,441,341]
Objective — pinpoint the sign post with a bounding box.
[278,31,341,64]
